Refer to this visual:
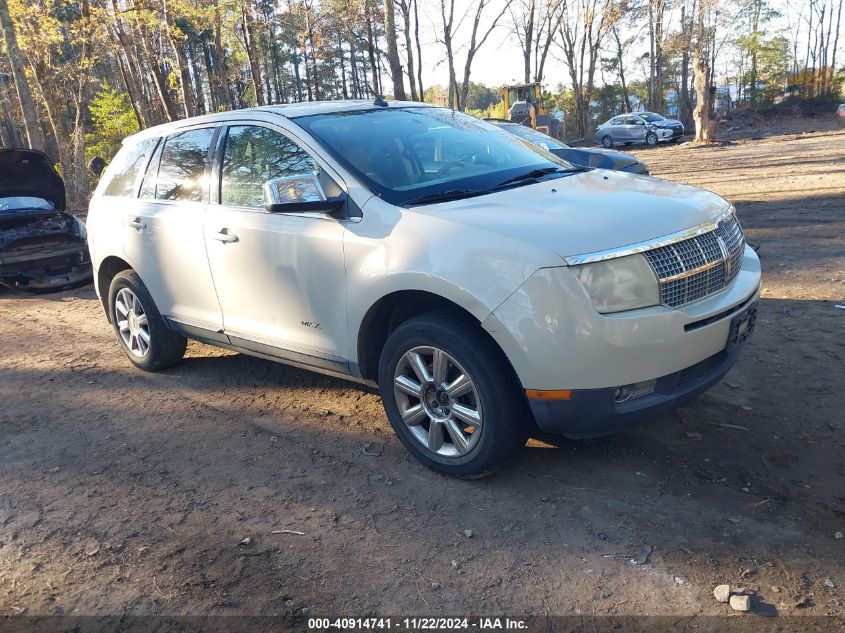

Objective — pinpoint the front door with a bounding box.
[625,117,647,142]
[203,123,349,371]
[124,126,223,332]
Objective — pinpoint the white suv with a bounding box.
[87,101,761,478]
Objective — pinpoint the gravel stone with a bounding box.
[713,585,731,603]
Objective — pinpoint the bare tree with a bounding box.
[692,0,715,143]
[397,0,418,99]
[384,0,407,98]
[457,0,513,109]
[611,26,633,112]
[832,0,843,92]
[439,0,512,110]
[439,0,459,108]
[413,0,424,99]
[556,0,622,137]
[648,0,668,112]
[163,0,196,116]
[510,0,564,83]
[0,0,45,151]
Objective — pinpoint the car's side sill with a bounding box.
[166,319,377,390]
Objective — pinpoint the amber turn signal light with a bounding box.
[524,389,573,400]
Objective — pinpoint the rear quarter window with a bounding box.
[143,127,216,202]
[102,138,159,198]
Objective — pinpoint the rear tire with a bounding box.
[601,135,613,149]
[378,311,529,478]
[108,270,186,372]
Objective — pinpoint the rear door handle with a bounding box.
[213,229,239,243]
[129,218,146,230]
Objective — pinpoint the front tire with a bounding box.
[378,311,529,478]
[645,131,658,146]
[601,135,613,148]
[108,270,186,372]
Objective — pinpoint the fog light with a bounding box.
[613,380,657,403]
[613,385,634,403]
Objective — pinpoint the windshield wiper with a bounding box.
[402,188,483,206]
[490,166,583,191]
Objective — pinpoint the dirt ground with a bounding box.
[1,116,844,627]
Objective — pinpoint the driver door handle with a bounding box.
[213,229,239,243]
[128,218,146,230]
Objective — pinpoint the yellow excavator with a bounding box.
[501,82,565,141]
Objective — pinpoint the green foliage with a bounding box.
[735,34,790,104]
[423,85,448,105]
[548,85,578,139]
[423,82,498,111]
[466,101,506,120]
[463,82,499,110]
[85,85,140,162]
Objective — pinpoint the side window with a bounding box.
[103,138,158,198]
[139,140,164,200]
[152,127,215,202]
[221,125,318,209]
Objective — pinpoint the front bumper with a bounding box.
[528,305,754,438]
[0,242,92,290]
[484,245,761,438]
[483,245,761,391]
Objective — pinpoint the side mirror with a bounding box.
[263,174,346,215]
[88,156,106,177]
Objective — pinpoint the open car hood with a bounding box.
[0,149,66,211]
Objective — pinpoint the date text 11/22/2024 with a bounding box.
[307,617,528,630]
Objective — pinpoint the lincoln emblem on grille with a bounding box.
[642,213,744,308]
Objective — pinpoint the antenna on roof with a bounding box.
[368,85,389,108]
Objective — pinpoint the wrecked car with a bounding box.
[0,149,91,291]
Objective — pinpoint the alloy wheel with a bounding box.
[115,288,151,358]
[393,346,483,458]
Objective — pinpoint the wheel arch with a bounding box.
[355,287,524,391]
[356,290,475,381]
[96,256,134,322]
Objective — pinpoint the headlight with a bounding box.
[572,253,660,313]
[73,216,88,241]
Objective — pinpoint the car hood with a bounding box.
[652,118,682,127]
[0,149,66,211]
[417,169,729,260]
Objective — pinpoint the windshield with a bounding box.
[294,107,573,206]
[0,196,54,214]
[638,113,666,123]
[499,124,569,150]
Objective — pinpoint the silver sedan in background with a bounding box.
[594,112,685,148]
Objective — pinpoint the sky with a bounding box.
[409,0,829,91]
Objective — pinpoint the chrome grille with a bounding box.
[644,214,745,308]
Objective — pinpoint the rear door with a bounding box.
[125,126,224,333]
[606,117,625,142]
[88,136,158,276]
